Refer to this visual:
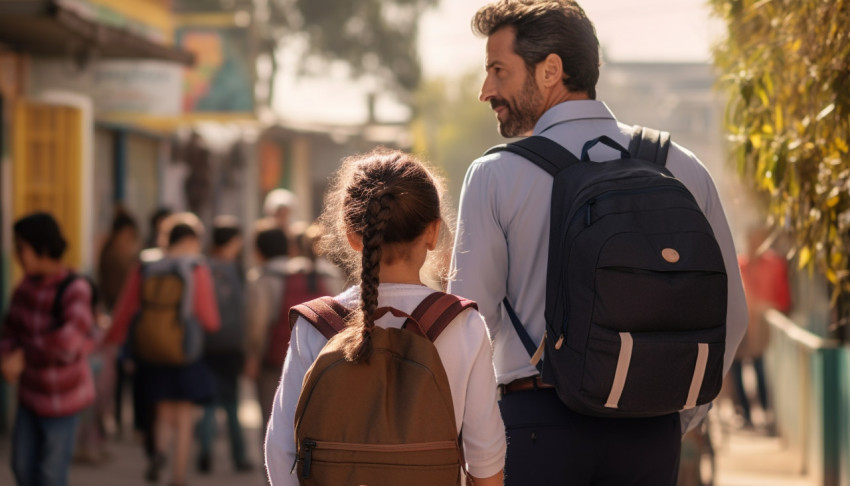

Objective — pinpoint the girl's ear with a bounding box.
[346,231,364,252]
[424,220,440,251]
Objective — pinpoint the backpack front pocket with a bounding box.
[581,324,725,416]
[297,438,461,486]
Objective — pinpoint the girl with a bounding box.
[264,149,506,485]
[107,213,220,486]
[1,212,97,486]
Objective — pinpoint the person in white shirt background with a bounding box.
[449,1,747,485]
[264,148,506,486]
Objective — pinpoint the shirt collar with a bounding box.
[533,100,616,135]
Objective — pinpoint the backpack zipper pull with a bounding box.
[301,439,316,478]
[585,199,596,226]
[554,334,565,350]
[556,317,567,350]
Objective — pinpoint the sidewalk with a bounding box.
[0,417,269,486]
[713,400,815,486]
[0,379,270,486]
[716,428,814,486]
[0,399,819,486]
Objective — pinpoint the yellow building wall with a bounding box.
[13,101,84,272]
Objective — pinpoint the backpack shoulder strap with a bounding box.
[288,296,351,339]
[51,272,79,329]
[405,292,479,342]
[485,136,581,176]
[628,125,671,167]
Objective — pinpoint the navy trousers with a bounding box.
[499,387,681,486]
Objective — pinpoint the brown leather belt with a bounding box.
[498,375,554,397]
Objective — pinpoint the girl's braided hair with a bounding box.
[318,148,453,362]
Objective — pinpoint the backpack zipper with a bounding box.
[298,438,458,479]
[571,184,696,229]
[301,438,316,478]
[585,198,597,226]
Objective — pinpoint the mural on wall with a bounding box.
[177,27,254,113]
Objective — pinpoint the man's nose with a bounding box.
[479,76,495,103]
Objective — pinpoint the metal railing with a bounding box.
[765,309,842,486]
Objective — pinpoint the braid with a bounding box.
[345,193,394,363]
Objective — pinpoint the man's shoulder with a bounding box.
[466,144,540,185]
[474,143,531,167]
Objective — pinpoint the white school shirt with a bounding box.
[264,283,507,485]
[449,100,748,433]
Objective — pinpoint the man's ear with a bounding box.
[346,232,364,252]
[537,53,564,89]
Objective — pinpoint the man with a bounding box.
[449,1,748,484]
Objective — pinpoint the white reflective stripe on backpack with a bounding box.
[605,332,633,409]
[684,343,710,410]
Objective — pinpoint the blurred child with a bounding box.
[243,220,290,434]
[196,216,253,473]
[1,212,97,486]
[107,213,220,486]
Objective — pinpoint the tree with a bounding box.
[709,0,850,317]
[410,71,504,205]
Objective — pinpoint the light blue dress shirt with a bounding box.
[449,100,747,432]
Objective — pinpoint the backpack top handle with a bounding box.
[628,126,672,167]
[580,135,631,162]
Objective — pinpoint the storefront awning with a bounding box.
[0,0,195,65]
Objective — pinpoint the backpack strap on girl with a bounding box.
[289,297,351,339]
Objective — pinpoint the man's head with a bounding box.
[473,0,600,137]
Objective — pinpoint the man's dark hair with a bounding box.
[168,223,198,247]
[255,227,288,260]
[472,0,600,99]
[212,216,241,248]
[13,212,68,259]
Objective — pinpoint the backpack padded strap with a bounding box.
[289,296,351,339]
[51,273,79,330]
[628,125,671,167]
[406,292,479,342]
[485,136,581,176]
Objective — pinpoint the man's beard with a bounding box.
[491,75,544,138]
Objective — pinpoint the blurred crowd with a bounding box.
[1,189,345,486]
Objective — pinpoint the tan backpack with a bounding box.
[131,260,203,365]
[288,292,477,486]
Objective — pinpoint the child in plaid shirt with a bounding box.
[0,212,97,486]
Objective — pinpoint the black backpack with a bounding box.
[51,272,100,330]
[487,126,727,418]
